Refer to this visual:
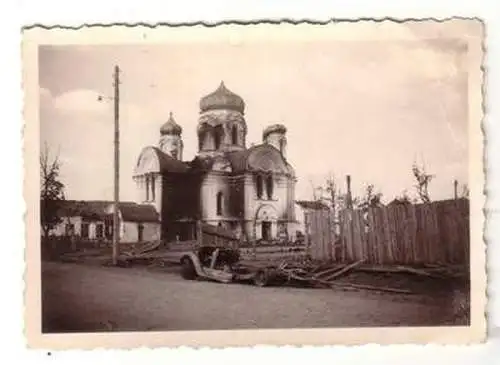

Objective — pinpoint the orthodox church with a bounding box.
[133,81,298,243]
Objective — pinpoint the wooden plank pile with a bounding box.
[120,241,162,258]
[273,259,468,294]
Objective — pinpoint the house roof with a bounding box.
[295,200,330,210]
[54,200,159,223]
[118,202,160,223]
[387,198,412,206]
[56,200,124,220]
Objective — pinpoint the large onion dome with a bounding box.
[199,81,245,114]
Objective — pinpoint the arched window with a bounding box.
[231,125,238,145]
[214,127,223,150]
[266,174,274,200]
[151,174,155,201]
[256,175,263,199]
[145,175,150,201]
[216,192,223,216]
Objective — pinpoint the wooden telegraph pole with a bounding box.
[112,65,121,265]
[346,175,353,209]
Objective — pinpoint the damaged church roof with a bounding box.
[225,144,293,175]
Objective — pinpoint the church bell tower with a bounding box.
[159,112,183,160]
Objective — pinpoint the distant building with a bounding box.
[294,200,330,236]
[387,198,413,207]
[295,200,330,211]
[49,200,160,242]
[134,81,298,242]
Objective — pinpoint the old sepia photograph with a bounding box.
[23,19,485,348]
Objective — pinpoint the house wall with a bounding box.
[51,213,160,243]
[50,217,106,240]
[51,216,80,236]
[121,221,161,242]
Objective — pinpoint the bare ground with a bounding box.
[41,261,468,333]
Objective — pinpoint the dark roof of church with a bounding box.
[225,149,252,172]
[151,147,191,173]
[225,143,293,175]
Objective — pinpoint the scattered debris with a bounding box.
[247,259,468,293]
[328,282,413,295]
[57,241,468,294]
[120,241,161,258]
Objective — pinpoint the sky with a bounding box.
[39,37,469,204]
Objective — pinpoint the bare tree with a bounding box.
[323,173,338,209]
[394,189,415,204]
[357,183,383,212]
[460,183,470,199]
[40,143,65,238]
[317,173,349,212]
[412,162,435,203]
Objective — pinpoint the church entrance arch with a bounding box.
[254,204,279,242]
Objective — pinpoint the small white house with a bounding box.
[50,200,161,243]
[104,202,161,242]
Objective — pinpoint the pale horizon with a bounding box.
[39,40,469,204]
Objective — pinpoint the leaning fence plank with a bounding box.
[381,207,391,264]
[368,209,376,264]
[340,210,346,262]
[377,208,384,264]
[359,209,368,263]
[351,209,361,261]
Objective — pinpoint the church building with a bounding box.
[133,81,298,243]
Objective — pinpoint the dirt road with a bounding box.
[41,262,461,332]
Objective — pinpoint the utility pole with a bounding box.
[453,179,458,200]
[112,65,121,265]
[346,175,353,209]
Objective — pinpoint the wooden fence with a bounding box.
[306,198,470,265]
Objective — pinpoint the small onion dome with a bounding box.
[160,112,182,136]
[263,124,287,139]
[199,81,245,114]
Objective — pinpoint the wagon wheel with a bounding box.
[253,269,270,287]
[180,258,197,280]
